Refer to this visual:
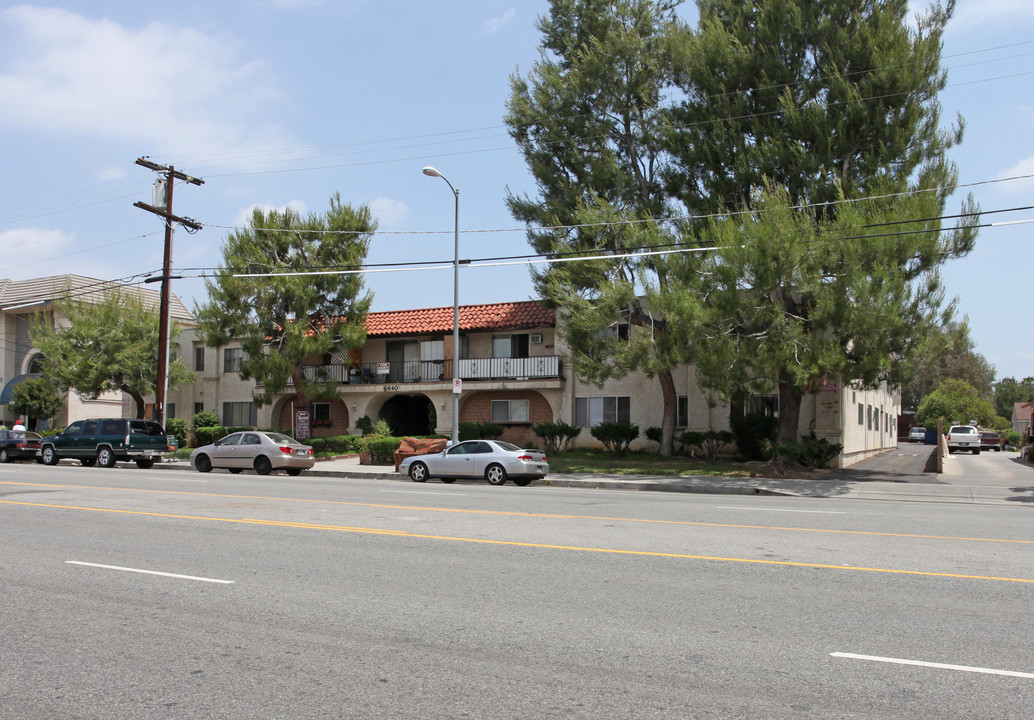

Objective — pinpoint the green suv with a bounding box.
[40,418,171,469]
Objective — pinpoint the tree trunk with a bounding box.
[777,371,803,444]
[127,390,146,419]
[658,369,677,457]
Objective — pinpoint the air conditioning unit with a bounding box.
[530,334,543,344]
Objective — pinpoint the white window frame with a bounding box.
[575,396,630,427]
[491,399,530,423]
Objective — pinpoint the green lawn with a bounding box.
[546,449,760,477]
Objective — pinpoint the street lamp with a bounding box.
[422,166,460,445]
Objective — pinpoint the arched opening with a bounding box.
[381,394,436,436]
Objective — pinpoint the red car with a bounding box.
[980,432,1002,452]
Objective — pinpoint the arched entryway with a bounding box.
[380,394,436,436]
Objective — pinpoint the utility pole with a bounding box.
[134,157,203,426]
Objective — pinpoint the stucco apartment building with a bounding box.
[0,275,898,467]
[0,275,192,428]
[169,299,899,468]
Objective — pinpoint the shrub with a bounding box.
[192,409,219,429]
[362,436,402,464]
[1005,431,1021,448]
[533,421,582,454]
[355,416,374,436]
[194,425,250,446]
[774,433,843,469]
[458,421,479,441]
[731,413,779,461]
[645,426,662,448]
[679,430,735,461]
[590,422,640,456]
[165,417,190,448]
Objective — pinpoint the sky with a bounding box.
[0,0,1031,381]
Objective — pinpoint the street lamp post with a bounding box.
[422,166,460,445]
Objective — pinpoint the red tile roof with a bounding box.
[366,300,554,337]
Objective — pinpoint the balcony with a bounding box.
[300,356,562,385]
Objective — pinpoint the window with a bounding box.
[575,396,630,427]
[312,402,331,426]
[64,422,83,437]
[195,347,205,372]
[746,394,779,417]
[491,399,529,423]
[492,334,529,359]
[858,403,864,425]
[224,348,244,373]
[223,402,257,427]
[167,403,175,420]
[194,402,204,417]
[677,395,689,428]
[605,322,630,341]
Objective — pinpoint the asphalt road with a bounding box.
[2,461,1032,719]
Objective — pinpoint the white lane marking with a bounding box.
[718,506,846,514]
[381,490,468,496]
[66,561,233,584]
[831,652,1034,679]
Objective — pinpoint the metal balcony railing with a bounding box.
[299,356,562,385]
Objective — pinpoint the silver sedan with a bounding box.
[398,439,548,486]
[191,431,315,476]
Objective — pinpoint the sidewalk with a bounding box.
[291,447,1034,506]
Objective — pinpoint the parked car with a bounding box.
[191,431,315,476]
[946,425,981,454]
[980,431,1002,452]
[398,439,549,486]
[908,426,927,443]
[40,418,171,468]
[0,429,43,463]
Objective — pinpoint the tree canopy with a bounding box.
[508,0,978,447]
[9,377,63,431]
[30,288,193,418]
[194,193,375,408]
[915,378,997,428]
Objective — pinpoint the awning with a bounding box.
[0,373,42,405]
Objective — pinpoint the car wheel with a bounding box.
[948,447,954,454]
[0,448,8,463]
[194,454,212,473]
[97,447,117,468]
[485,464,508,486]
[254,456,272,476]
[42,446,59,466]
[512,478,532,486]
[973,448,980,455]
[440,477,455,484]
[228,468,242,474]
[286,468,302,476]
[409,462,429,482]
[81,459,96,467]
[135,459,154,470]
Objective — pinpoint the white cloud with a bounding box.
[234,201,309,228]
[481,8,516,36]
[996,155,1034,193]
[368,197,409,229]
[0,228,75,278]
[0,5,294,158]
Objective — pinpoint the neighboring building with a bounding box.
[1013,402,1034,438]
[0,275,192,428]
[171,299,899,468]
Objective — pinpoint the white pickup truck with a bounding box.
[946,425,981,454]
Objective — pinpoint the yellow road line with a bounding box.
[3,499,1033,584]
[1,479,1031,546]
